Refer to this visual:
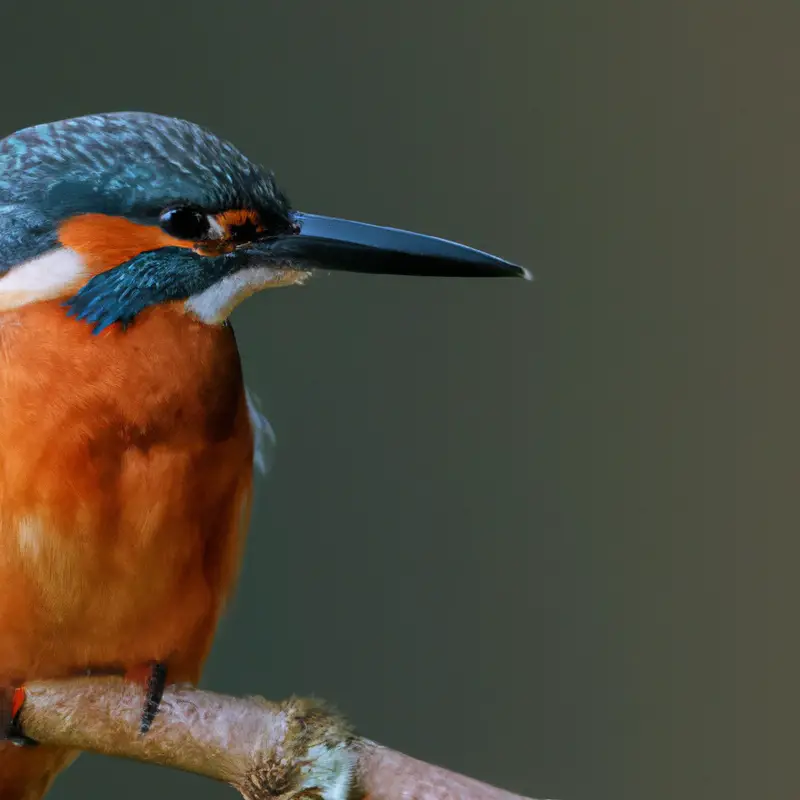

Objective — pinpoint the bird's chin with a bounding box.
[184,265,311,324]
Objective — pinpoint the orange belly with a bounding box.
[0,301,254,686]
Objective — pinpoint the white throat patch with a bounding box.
[185,266,308,324]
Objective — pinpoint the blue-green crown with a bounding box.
[0,111,288,218]
[0,112,291,269]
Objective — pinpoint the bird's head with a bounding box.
[0,112,528,332]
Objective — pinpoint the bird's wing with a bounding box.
[245,387,276,476]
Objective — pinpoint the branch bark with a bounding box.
[12,678,544,800]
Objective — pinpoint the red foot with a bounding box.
[1,685,36,746]
[11,687,25,720]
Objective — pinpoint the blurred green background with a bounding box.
[1,2,791,799]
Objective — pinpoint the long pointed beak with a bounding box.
[250,212,531,280]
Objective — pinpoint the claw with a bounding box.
[125,662,168,735]
[1,686,37,747]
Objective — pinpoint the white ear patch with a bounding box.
[0,247,88,310]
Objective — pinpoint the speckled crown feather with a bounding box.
[0,111,289,221]
[0,112,292,271]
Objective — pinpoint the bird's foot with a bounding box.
[1,663,168,745]
[0,663,168,745]
[0,686,37,747]
[125,662,168,735]
[72,661,168,734]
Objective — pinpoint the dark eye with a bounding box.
[159,206,210,240]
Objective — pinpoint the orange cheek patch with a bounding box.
[216,209,265,232]
[194,209,268,258]
[58,214,195,275]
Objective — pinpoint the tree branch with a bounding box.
[12,678,544,800]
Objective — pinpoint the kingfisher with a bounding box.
[0,112,527,799]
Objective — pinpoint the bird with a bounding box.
[0,111,528,799]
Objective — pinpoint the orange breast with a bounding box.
[0,300,254,685]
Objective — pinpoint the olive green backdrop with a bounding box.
[0,3,792,799]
